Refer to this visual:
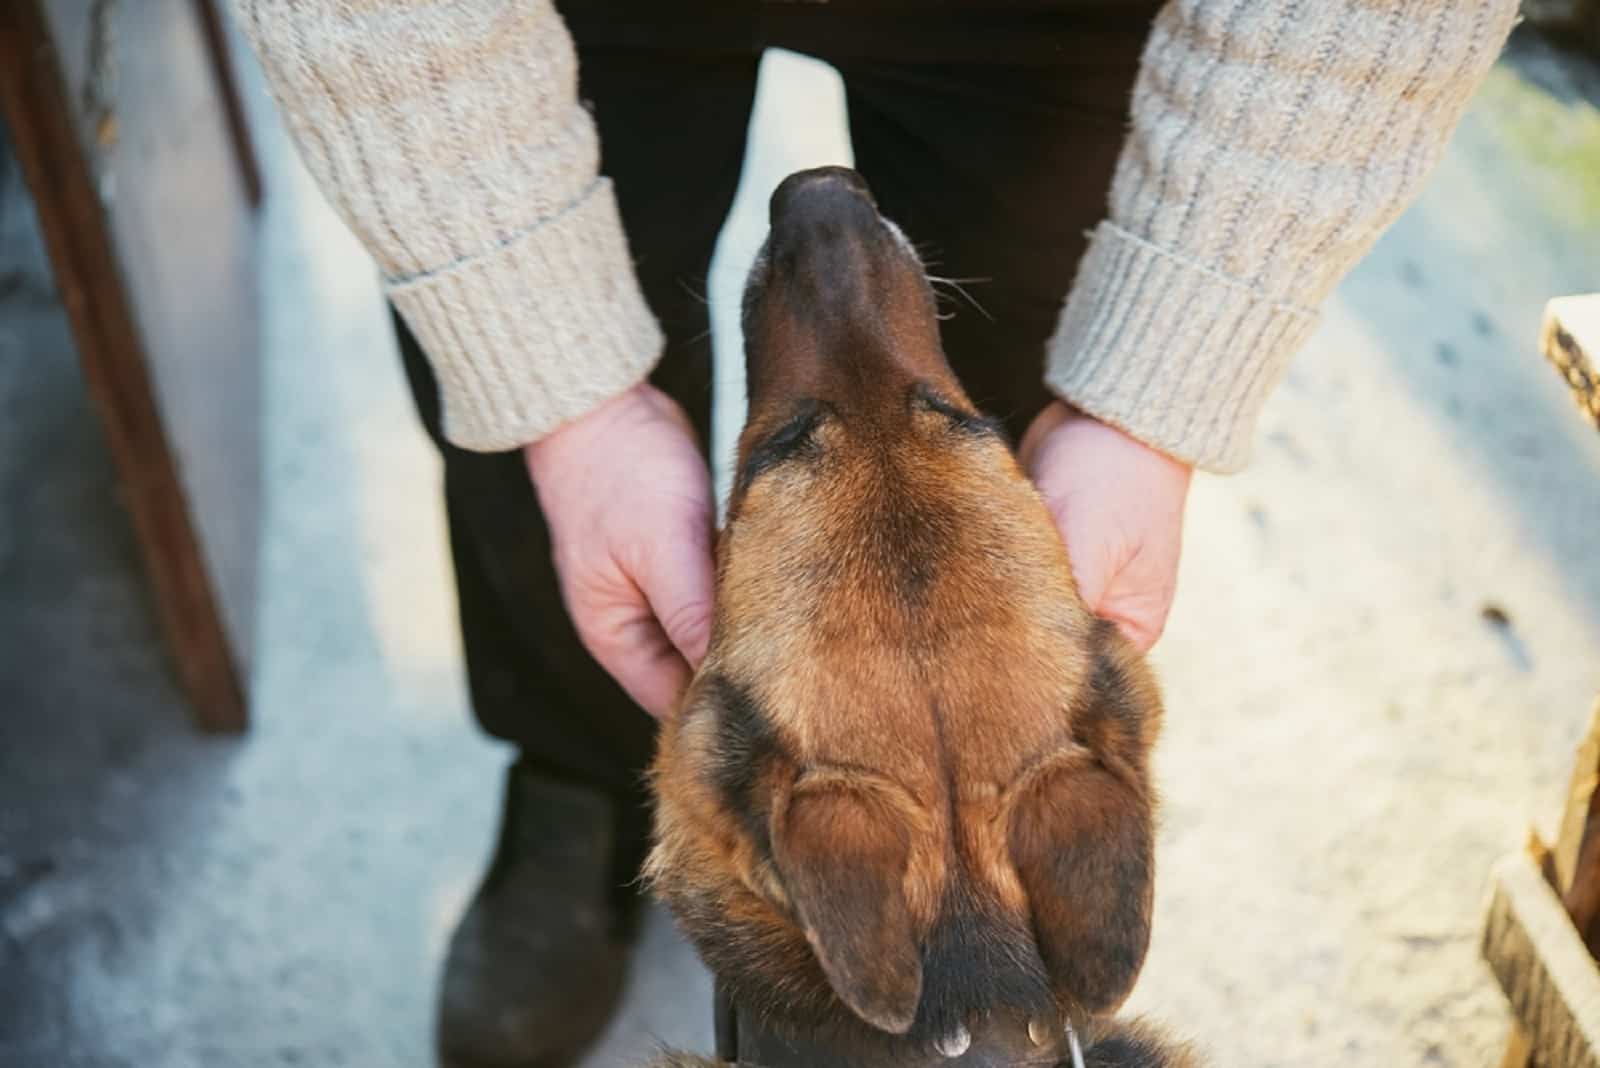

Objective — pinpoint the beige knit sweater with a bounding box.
[236,0,1517,471]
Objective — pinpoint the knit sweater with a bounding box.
[235,0,1518,471]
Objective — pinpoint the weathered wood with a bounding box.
[1503,1028,1542,1068]
[1555,705,1600,889]
[1542,294,1600,430]
[1484,848,1600,1068]
[0,0,251,730]
[1570,794,1600,960]
[1500,707,1600,1066]
[191,0,263,206]
[1561,703,1600,959]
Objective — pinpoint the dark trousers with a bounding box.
[393,4,1160,847]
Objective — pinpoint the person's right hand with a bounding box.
[523,383,715,719]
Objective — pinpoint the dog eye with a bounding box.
[912,386,1007,441]
[737,406,824,490]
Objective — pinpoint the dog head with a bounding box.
[647,167,1163,1055]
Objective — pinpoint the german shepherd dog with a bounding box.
[646,167,1197,1068]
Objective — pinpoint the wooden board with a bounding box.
[0,0,258,730]
[1542,294,1600,431]
[1496,704,1600,1067]
[1484,848,1600,1068]
[1559,703,1600,959]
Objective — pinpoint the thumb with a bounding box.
[639,513,715,669]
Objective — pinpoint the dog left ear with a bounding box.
[1008,759,1154,1016]
[772,788,924,1035]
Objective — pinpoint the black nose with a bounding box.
[769,166,876,226]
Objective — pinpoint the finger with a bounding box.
[1038,482,1112,612]
[1106,608,1162,654]
[1093,549,1180,654]
[639,510,716,669]
[588,611,693,719]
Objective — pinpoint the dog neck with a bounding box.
[715,983,1084,1068]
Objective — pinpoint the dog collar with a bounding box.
[714,983,1087,1067]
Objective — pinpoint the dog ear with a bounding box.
[1010,628,1161,1015]
[771,788,923,1034]
[1011,748,1152,1016]
[1008,760,1154,1016]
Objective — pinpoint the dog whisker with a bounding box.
[676,277,713,308]
[926,273,995,322]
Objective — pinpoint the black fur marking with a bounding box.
[913,880,1055,1043]
[1077,619,1148,761]
[705,675,783,860]
[1085,1028,1186,1068]
[737,403,825,493]
[911,384,1008,442]
[874,484,960,606]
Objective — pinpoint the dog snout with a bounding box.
[768,165,876,228]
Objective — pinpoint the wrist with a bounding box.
[1023,400,1193,481]
[524,381,663,487]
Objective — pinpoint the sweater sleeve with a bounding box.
[234,0,662,451]
[1044,0,1518,472]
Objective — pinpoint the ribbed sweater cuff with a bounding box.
[387,178,663,452]
[1045,222,1320,473]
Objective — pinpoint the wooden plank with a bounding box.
[63,0,266,694]
[1542,294,1600,431]
[1502,1029,1537,1068]
[0,0,248,730]
[1501,707,1600,1067]
[1555,703,1600,890]
[191,0,263,207]
[1483,848,1600,1068]
[1561,702,1600,959]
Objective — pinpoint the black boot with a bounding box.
[437,760,649,1067]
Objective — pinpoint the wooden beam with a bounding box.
[1560,703,1600,959]
[1483,848,1600,1068]
[0,0,246,730]
[191,0,262,206]
[1497,704,1600,1067]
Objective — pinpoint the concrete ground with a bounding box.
[3,26,1599,1068]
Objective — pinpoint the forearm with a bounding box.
[235,0,661,450]
[1046,0,1518,472]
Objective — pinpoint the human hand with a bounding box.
[1019,401,1192,652]
[524,384,714,719]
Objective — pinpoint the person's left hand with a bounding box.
[1020,401,1192,652]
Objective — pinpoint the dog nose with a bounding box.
[768,165,876,226]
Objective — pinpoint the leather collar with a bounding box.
[714,984,1084,1067]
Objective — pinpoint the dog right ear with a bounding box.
[771,788,924,1035]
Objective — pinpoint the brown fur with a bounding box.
[645,168,1195,1066]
